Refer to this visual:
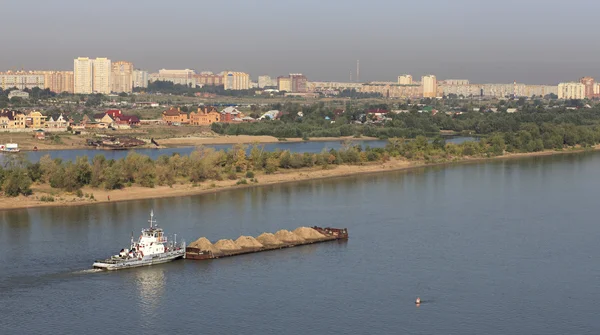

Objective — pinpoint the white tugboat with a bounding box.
[93,210,186,270]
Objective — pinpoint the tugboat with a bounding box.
[93,210,186,270]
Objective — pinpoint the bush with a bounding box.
[40,195,55,202]
[236,178,248,185]
[245,171,255,178]
[75,189,84,198]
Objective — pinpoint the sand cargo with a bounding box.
[186,226,348,260]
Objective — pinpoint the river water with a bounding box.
[2,151,599,334]
[15,136,476,162]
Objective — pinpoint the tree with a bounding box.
[3,169,32,197]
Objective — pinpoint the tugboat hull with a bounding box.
[93,250,185,271]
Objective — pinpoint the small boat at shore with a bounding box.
[93,210,185,270]
[0,143,20,153]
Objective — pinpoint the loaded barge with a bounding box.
[185,226,348,260]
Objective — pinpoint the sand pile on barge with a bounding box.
[293,227,326,241]
[275,230,306,244]
[235,236,264,249]
[256,233,284,246]
[189,237,223,256]
[214,239,242,251]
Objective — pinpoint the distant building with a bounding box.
[398,75,413,85]
[74,57,111,94]
[220,106,243,122]
[8,90,29,100]
[277,76,292,92]
[443,79,470,86]
[361,82,422,98]
[0,71,45,90]
[223,71,250,90]
[194,74,224,86]
[258,75,275,88]
[580,77,595,99]
[306,81,363,92]
[151,69,196,86]
[111,61,134,93]
[290,74,307,93]
[92,58,111,94]
[133,70,149,88]
[422,75,437,98]
[558,82,585,99]
[39,71,74,93]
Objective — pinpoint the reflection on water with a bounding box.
[135,267,166,316]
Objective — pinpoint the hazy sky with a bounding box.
[1,0,598,84]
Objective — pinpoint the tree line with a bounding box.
[3,120,600,197]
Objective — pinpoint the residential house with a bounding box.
[162,107,189,124]
[46,113,69,128]
[220,106,243,122]
[190,106,220,125]
[94,113,115,126]
[24,111,46,128]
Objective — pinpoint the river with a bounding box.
[1,151,598,334]
[14,136,476,162]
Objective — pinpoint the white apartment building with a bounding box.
[92,58,111,94]
[443,79,470,86]
[133,70,149,88]
[150,69,196,86]
[0,71,45,90]
[558,82,585,99]
[422,75,437,98]
[398,75,413,85]
[223,71,250,90]
[74,57,93,94]
[74,57,112,94]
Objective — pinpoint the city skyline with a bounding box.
[1,0,599,84]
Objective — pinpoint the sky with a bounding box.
[0,0,598,84]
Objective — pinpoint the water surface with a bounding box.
[1,151,597,334]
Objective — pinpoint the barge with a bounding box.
[185,226,348,260]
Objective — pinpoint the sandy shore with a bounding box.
[157,135,378,147]
[0,146,597,211]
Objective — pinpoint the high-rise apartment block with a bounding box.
[111,61,134,93]
[579,77,595,99]
[74,57,111,94]
[422,75,437,98]
[92,58,111,94]
[558,82,585,99]
[223,71,250,90]
[132,70,149,88]
[277,76,292,92]
[39,71,74,93]
[290,74,307,93]
[398,75,413,85]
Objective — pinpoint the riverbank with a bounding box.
[0,145,597,211]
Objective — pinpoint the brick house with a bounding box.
[189,106,220,125]
[162,107,189,124]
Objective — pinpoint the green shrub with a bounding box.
[245,171,255,178]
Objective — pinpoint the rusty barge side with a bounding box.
[185,227,348,260]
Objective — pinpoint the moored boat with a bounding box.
[93,210,185,270]
[0,143,20,153]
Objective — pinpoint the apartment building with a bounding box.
[277,76,292,92]
[223,71,250,90]
[422,75,437,98]
[0,71,45,90]
[194,74,224,86]
[289,74,307,93]
[150,69,196,86]
[111,61,134,93]
[39,71,74,93]
[133,70,149,88]
[558,82,585,99]
[398,75,413,85]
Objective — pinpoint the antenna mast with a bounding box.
[148,209,156,228]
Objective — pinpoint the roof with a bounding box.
[163,107,183,116]
[366,109,389,114]
[106,109,122,116]
[118,115,140,123]
[93,113,106,119]
[221,106,241,114]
